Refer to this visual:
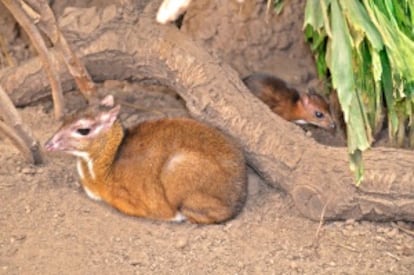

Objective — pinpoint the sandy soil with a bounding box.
[0,0,413,274]
[1,83,414,274]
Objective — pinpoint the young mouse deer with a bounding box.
[243,72,335,130]
[44,95,247,224]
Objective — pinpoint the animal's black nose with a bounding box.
[44,140,54,151]
[44,137,60,152]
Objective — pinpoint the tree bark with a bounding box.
[1,1,413,221]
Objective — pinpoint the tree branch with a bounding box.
[2,0,65,119]
[0,85,42,164]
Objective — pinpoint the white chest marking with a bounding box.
[83,185,102,201]
[76,159,85,180]
[71,151,96,180]
[86,159,95,180]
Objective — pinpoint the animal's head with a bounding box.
[297,90,335,130]
[44,95,121,157]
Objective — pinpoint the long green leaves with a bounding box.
[304,0,414,183]
[365,1,414,82]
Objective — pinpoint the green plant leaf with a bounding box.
[321,0,333,37]
[340,0,383,50]
[329,0,353,114]
[304,0,324,30]
[349,149,364,186]
[304,0,414,182]
[329,0,371,182]
[365,1,414,82]
[329,2,360,126]
[272,0,284,14]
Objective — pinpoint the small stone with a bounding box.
[401,246,414,256]
[396,221,407,227]
[175,237,188,249]
[10,234,26,244]
[386,228,399,238]
[289,261,298,269]
[377,227,386,233]
[305,131,312,137]
[14,234,26,241]
[53,212,65,218]
[82,208,90,213]
[224,222,233,231]
[21,167,35,175]
[345,219,355,225]
[345,225,354,231]
[375,236,387,242]
[395,245,403,251]
[72,181,81,188]
[25,206,31,214]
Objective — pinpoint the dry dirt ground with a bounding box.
[1,0,414,274]
[1,83,414,274]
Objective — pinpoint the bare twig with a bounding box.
[0,85,42,164]
[2,0,64,119]
[266,0,272,14]
[392,222,414,237]
[0,120,31,160]
[0,34,16,67]
[22,0,97,101]
[0,85,21,123]
[1,0,96,164]
[310,199,330,248]
[334,242,360,253]
[55,35,97,101]
[20,0,59,43]
[385,251,401,261]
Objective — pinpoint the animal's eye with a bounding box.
[76,128,91,136]
[315,111,324,119]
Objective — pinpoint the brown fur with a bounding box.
[45,98,247,224]
[243,72,335,129]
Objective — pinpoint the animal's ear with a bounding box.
[301,94,310,106]
[308,88,317,95]
[98,105,121,127]
[100,95,115,107]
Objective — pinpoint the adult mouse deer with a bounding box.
[44,95,247,224]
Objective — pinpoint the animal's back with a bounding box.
[242,73,299,109]
[243,73,335,129]
[113,118,247,223]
